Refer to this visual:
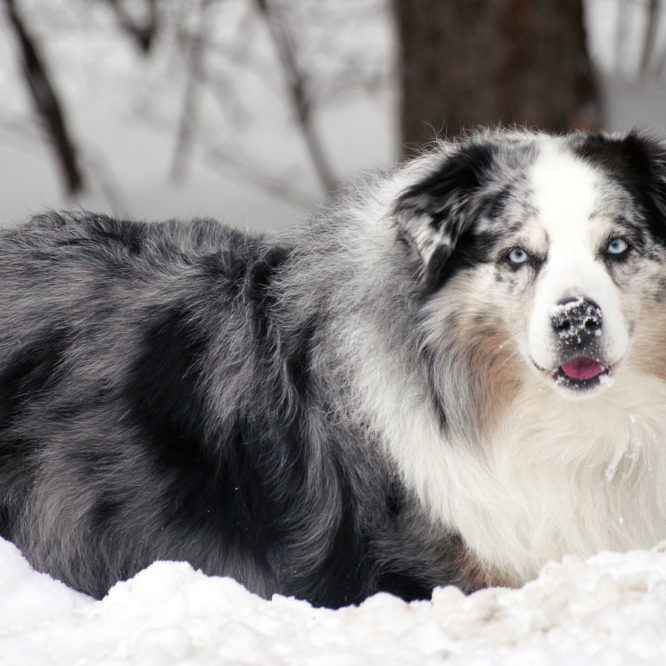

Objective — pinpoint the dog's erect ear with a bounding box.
[393,143,495,289]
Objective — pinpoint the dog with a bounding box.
[1,129,666,608]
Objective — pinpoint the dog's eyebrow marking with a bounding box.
[587,211,648,247]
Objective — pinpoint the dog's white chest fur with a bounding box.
[355,310,666,586]
[474,371,666,581]
[394,367,666,586]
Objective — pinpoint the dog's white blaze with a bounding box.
[526,141,629,379]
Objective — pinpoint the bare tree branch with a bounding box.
[170,0,213,182]
[614,0,630,73]
[204,144,318,209]
[253,0,338,194]
[3,0,84,194]
[641,0,661,73]
[80,148,130,218]
[0,113,42,153]
[137,105,316,210]
[102,0,159,54]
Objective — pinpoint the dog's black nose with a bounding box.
[551,298,602,346]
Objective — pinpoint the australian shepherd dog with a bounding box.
[1,129,666,607]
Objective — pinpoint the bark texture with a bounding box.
[394,0,600,154]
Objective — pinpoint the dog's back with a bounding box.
[0,213,283,595]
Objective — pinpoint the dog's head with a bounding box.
[395,131,666,400]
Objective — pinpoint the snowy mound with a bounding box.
[2,538,666,665]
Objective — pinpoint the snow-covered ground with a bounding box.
[3,536,666,665]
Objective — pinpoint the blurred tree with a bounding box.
[641,0,661,74]
[3,0,84,194]
[103,0,159,54]
[394,0,601,154]
[254,0,338,193]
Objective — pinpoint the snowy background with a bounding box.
[0,0,396,229]
[2,0,666,230]
[3,1,666,664]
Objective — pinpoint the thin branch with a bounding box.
[170,0,213,182]
[0,112,42,152]
[613,0,631,73]
[641,0,661,73]
[3,0,84,194]
[0,113,128,216]
[137,105,317,210]
[254,0,338,194]
[203,144,318,209]
[102,0,159,54]
[80,148,130,218]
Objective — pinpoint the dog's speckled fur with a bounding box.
[1,129,666,606]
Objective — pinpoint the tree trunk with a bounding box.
[394,0,601,155]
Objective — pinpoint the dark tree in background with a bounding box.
[3,0,84,194]
[394,0,601,154]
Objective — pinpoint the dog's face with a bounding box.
[396,132,666,400]
[496,140,654,399]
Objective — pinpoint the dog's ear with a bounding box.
[393,143,495,289]
[619,133,666,240]
[575,132,666,244]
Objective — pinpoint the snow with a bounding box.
[3,537,666,665]
[549,297,586,318]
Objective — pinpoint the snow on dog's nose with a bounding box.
[550,297,602,349]
[528,287,623,396]
[544,297,609,390]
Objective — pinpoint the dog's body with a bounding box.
[2,130,666,606]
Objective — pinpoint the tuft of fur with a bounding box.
[1,129,666,606]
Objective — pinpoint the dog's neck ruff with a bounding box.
[362,351,666,586]
[474,370,666,583]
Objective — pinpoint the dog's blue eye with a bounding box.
[507,247,529,265]
[607,238,628,255]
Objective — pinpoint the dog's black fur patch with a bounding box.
[574,132,666,246]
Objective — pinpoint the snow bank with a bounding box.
[2,538,666,665]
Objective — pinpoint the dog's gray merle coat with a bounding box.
[0,214,462,606]
[2,129,666,607]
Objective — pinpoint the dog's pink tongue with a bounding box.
[560,357,605,380]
